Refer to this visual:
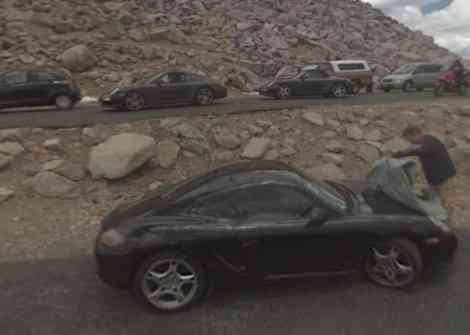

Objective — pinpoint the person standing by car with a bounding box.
[450,59,465,88]
[392,125,457,224]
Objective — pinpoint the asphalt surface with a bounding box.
[0,91,454,129]
[1,230,470,335]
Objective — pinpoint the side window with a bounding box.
[160,73,186,84]
[30,72,54,83]
[337,63,365,71]
[429,65,442,73]
[414,66,425,74]
[303,70,323,80]
[3,71,27,85]
[188,185,314,219]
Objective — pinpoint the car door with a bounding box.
[297,70,326,96]
[423,64,442,88]
[156,72,191,104]
[0,71,30,107]
[27,71,56,105]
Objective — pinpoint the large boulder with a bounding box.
[59,44,97,72]
[89,133,156,180]
[302,111,325,126]
[27,171,78,198]
[213,127,241,150]
[157,140,180,168]
[0,142,25,157]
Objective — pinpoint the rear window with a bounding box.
[337,63,366,71]
[2,71,27,85]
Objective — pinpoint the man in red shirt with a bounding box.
[393,125,457,223]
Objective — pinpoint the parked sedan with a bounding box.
[100,70,227,111]
[95,160,457,312]
[0,69,81,110]
[258,65,354,99]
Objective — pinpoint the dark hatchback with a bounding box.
[95,160,457,313]
[258,65,354,99]
[0,69,81,110]
[100,70,227,111]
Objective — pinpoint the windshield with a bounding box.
[305,179,348,212]
[393,64,416,75]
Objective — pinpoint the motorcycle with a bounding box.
[434,69,469,97]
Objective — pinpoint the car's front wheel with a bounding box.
[55,95,73,110]
[125,93,145,111]
[331,83,347,98]
[276,85,290,99]
[134,251,208,312]
[195,88,214,105]
[364,238,422,288]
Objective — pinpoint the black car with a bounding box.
[100,70,227,111]
[95,160,457,312]
[258,65,354,99]
[0,69,81,110]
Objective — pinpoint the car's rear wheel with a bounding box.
[134,251,208,313]
[276,85,290,99]
[195,88,214,105]
[125,93,145,111]
[365,238,422,288]
[402,81,413,92]
[55,95,73,110]
[331,83,347,98]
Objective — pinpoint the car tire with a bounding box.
[133,251,208,313]
[402,81,413,92]
[276,85,290,99]
[125,93,145,111]
[366,83,373,93]
[195,88,214,106]
[55,95,73,110]
[364,238,423,289]
[331,83,347,98]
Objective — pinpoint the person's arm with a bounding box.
[392,144,427,158]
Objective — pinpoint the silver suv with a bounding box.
[380,63,443,92]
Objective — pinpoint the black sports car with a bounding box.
[258,65,354,99]
[95,160,457,312]
[99,70,227,111]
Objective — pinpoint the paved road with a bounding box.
[1,230,469,335]
[0,91,455,129]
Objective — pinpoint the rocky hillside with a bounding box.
[0,0,456,95]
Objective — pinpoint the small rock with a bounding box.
[256,120,273,128]
[364,129,382,142]
[326,140,345,153]
[302,111,325,126]
[321,130,337,139]
[241,138,271,159]
[27,171,78,198]
[465,131,470,142]
[240,131,251,140]
[213,127,241,149]
[41,159,65,171]
[346,125,363,140]
[0,187,14,203]
[0,128,25,142]
[0,153,13,170]
[322,153,344,166]
[43,138,62,150]
[326,119,341,128]
[359,118,369,126]
[247,125,264,136]
[305,164,345,180]
[357,144,381,163]
[0,142,25,157]
[149,181,163,191]
[264,149,280,160]
[213,150,235,161]
[55,161,86,181]
[157,140,180,168]
[32,128,44,134]
[266,126,281,136]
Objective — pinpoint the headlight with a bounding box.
[98,229,126,248]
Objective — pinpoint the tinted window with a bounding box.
[337,63,365,71]
[30,72,54,82]
[303,70,323,80]
[188,185,313,219]
[2,71,27,85]
[159,73,187,84]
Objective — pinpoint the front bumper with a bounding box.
[99,95,125,108]
[421,232,458,268]
[95,243,137,288]
[257,88,276,97]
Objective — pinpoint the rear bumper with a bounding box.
[421,232,458,268]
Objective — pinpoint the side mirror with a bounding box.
[308,207,328,224]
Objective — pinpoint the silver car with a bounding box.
[380,63,443,92]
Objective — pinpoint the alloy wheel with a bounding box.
[55,95,72,110]
[277,86,290,99]
[332,84,347,98]
[197,88,214,105]
[141,258,199,311]
[125,93,145,111]
[365,242,418,288]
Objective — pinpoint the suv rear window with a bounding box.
[337,63,366,71]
